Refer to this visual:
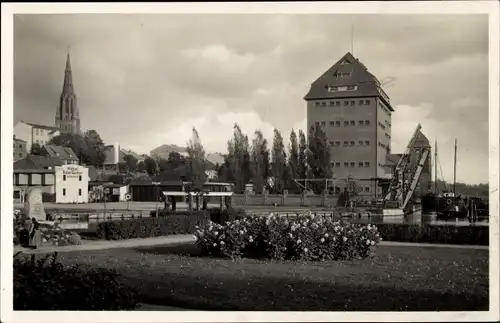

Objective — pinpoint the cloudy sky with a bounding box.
[13,14,489,184]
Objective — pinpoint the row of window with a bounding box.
[379,103,392,117]
[331,161,371,168]
[13,152,24,158]
[35,139,48,146]
[35,128,45,136]
[315,99,371,107]
[13,143,24,149]
[378,142,388,149]
[378,121,387,130]
[328,140,391,149]
[315,119,372,128]
[62,188,83,196]
[384,120,392,127]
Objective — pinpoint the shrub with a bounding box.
[376,223,489,246]
[14,252,139,310]
[208,207,246,225]
[40,224,83,246]
[97,211,210,240]
[194,212,382,261]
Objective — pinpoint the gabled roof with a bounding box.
[43,145,79,162]
[21,121,59,131]
[13,154,63,170]
[304,52,392,109]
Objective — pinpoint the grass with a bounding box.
[52,243,490,311]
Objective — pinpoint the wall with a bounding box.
[307,97,378,193]
[376,98,392,179]
[13,138,28,161]
[14,122,32,151]
[54,165,89,203]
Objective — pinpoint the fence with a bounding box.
[231,193,340,207]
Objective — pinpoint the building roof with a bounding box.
[43,145,79,162]
[21,121,59,131]
[13,154,63,170]
[304,52,393,110]
[13,169,55,174]
[129,179,183,187]
[14,137,26,143]
[414,131,431,147]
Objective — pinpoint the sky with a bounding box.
[13,14,490,184]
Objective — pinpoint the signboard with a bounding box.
[125,193,132,201]
[62,166,84,179]
[112,188,120,195]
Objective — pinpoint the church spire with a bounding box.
[62,50,74,95]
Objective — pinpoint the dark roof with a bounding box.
[414,131,431,147]
[86,165,100,181]
[14,137,27,143]
[304,52,393,110]
[103,183,127,188]
[43,145,79,162]
[22,121,59,131]
[129,179,183,187]
[13,169,55,174]
[13,154,63,170]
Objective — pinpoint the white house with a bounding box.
[14,121,60,152]
[54,164,89,203]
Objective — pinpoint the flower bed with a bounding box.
[375,223,489,246]
[96,211,210,240]
[14,252,139,310]
[194,212,382,261]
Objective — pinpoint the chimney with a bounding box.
[114,143,120,164]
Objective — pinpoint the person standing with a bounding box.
[28,218,42,249]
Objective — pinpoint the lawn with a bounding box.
[55,243,489,311]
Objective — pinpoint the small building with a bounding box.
[129,180,183,202]
[54,164,89,203]
[13,169,56,203]
[42,145,80,165]
[103,143,126,173]
[14,121,60,152]
[102,183,129,202]
[13,135,28,161]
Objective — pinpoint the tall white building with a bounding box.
[14,121,60,152]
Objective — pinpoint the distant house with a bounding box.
[41,145,79,165]
[13,135,28,161]
[103,143,126,172]
[14,154,63,170]
[14,121,60,152]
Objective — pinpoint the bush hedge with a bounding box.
[97,211,210,240]
[14,252,139,310]
[375,223,489,246]
[194,212,382,261]
[208,207,246,224]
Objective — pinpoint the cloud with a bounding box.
[13,14,489,184]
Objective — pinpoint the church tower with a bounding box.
[55,51,81,134]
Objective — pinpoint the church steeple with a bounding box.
[55,50,81,134]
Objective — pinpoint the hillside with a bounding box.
[149,144,225,165]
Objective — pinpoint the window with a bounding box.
[321,121,326,126]
[35,129,39,135]
[341,59,350,65]
[358,140,363,146]
[329,101,335,107]
[364,140,370,145]
[344,162,349,167]
[329,141,335,146]
[78,189,82,196]
[63,188,66,196]
[350,162,355,167]
[335,121,341,126]
[364,162,370,167]
[359,120,364,125]
[18,153,22,158]
[315,121,320,127]
[335,101,341,106]
[365,120,370,125]
[365,100,370,105]
[40,130,44,135]
[350,100,355,106]
[79,175,82,181]
[344,101,349,106]
[63,175,66,181]
[335,141,341,146]
[343,141,349,146]
[359,100,364,105]
[19,144,22,148]
[364,187,370,192]
[347,86,356,90]
[335,162,340,167]
[330,121,335,126]
[358,162,364,167]
[350,120,355,126]
[349,141,355,146]
[344,121,349,126]
[321,102,326,107]
[315,102,320,106]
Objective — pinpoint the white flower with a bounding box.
[333,237,336,241]
[297,239,302,244]
[324,233,329,238]
[214,231,219,236]
[42,238,47,243]
[239,230,244,235]
[320,238,325,243]
[249,238,254,243]
[194,235,198,241]
[220,241,225,246]
[213,243,217,247]
[289,233,293,238]
[380,237,383,241]
[342,236,348,242]
[304,248,308,253]
[366,240,370,245]
[371,240,375,246]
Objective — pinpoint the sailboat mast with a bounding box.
[434,139,438,194]
[453,139,457,196]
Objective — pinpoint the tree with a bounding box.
[167,151,185,168]
[308,124,331,194]
[83,130,106,166]
[123,154,138,172]
[297,129,308,180]
[227,123,251,192]
[144,156,157,177]
[186,127,208,190]
[29,143,44,155]
[271,128,287,193]
[288,129,300,188]
[137,161,145,173]
[250,129,269,194]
